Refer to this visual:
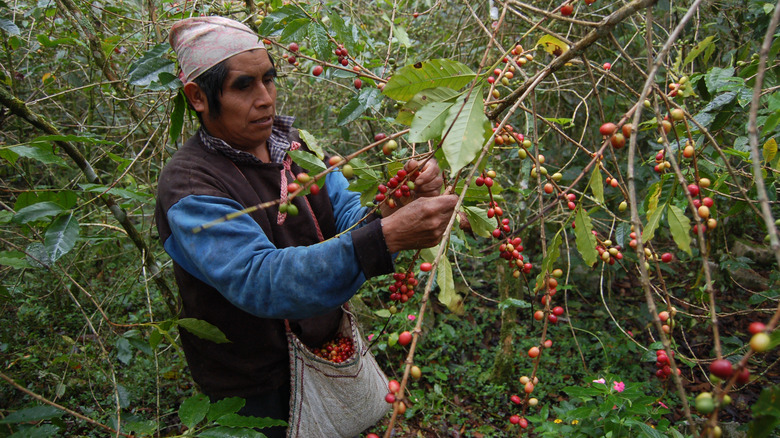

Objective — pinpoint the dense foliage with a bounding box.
[1,0,780,437]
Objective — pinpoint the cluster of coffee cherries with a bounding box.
[668,76,692,98]
[652,150,672,173]
[492,123,523,146]
[374,133,399,156]
[688,180,718,233]
[488,44,532,86]
[284,42,301,66]
[384,379,407,413]
[658,308,675,334]
[499,237,531,278]
[558,192,578,210]
[534,301,565,324]
[375,168,416,209]
[654,348,680,380]
[311,334,355,363]
[538,270,563,306]
[387,270,418,303]
[505,376,537,429]
[596,238,624,265]
[475,169,497,188]
[333,44,350,66]
[600,122,631,150]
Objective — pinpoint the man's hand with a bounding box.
[381,194,459,253]
[406,158,443,198]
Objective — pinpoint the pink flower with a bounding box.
[612,381,625,393]
[367,334,374,341]
[593,378,606,384]
[658,401,669,409]
[408,314,416,321]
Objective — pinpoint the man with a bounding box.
[156,16,458,437]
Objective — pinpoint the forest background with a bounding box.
[1,0,780,437]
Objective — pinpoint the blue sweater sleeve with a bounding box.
[326,170,371,233]
[164,194,366,320]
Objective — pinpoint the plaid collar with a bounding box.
[199,114,296,164]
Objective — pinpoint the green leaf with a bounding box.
[436,256,462,314]
[498,298,531,311]
[0,406,63,424]
[0,146,19,165]
[45,213,79,262]
[396,87,460,126]
[128,43,175,87]
[0,18,20,35]
[645,181,663,212]
[642,203,666,244]
[543,117,573,127]
[535,230,563,291]
[208,397,245,422]
[563,386,602,398]
[748,415,780,438]
[442,85,490,174]
[574,207,598,267]
[382,59,476,102]
[280,18,310,43]
[588,166,604,204]
[79,183,153,202]
[408,101,454,142]
[307,23,330,59]
[637,422,667,438]
[700,91,736,113]
[753,385,780,417]
[764,111,780,136]
[298,130,324,160]
[10,145,67,166]
[115,337,133,365]
[374,309,391,318]
[705,67,736,93]
[216,413,287,428]
[462,206,493,238]
[36,34,84,48]
[667,205,691,255]
[178,393,209,429]
[25,242,52,268]
[337,88,383,126]
[0,251,32,269]
[288,149,327,174]
[256,4,307,36]
[615,221,630,249]
[764,138,778,164]
[536,35,570,56]
[198,426,266,438]
[750,385,780,438]
[170,91,185,144]
[8,424,60,437]
[394,25,411,48]
[683,36,716,65]
[177,318,231,344]
[13,201,64,224]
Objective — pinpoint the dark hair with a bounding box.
[190,52,276,119]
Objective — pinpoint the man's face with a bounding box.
[200,49,277,157]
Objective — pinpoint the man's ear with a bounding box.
[183,82,207,114]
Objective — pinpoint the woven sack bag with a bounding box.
[286,307,390,437]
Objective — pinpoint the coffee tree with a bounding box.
[1,0,779,437]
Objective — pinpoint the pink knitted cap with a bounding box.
[169,16,266,83]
